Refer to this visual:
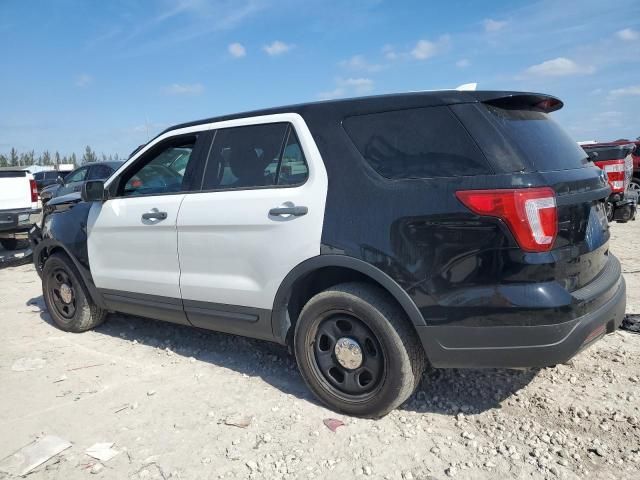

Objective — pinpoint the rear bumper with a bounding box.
[0,208,42,236]
[417,276,626,368]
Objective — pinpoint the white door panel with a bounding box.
[177,113,328,311]
[87,195,185,298]
[178,185,325,309]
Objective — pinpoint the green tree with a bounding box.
[0,154,8,167]
[41,150,52,166]
[82,145,97,164]
[54,151,61,165]
[9,148,19,166]
[70,153,78,167]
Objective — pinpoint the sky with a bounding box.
[1,0,639,158]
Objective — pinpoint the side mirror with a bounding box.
[81,180,107,202]
[56,176,64,185]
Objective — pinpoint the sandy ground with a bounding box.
[0,223,638,480]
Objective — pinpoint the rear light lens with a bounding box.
[29,179,38,203]
[456,187,558,252]
[594,159,626,193]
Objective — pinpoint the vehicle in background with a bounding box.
[581,142,637,222]
[33,168,74,192]
[0,170,40,250]
[40,162,123,204]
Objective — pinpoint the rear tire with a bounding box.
[42,253,106,332]
[294,282,426,418]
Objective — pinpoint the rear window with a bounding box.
[454,104,589,172]
[343,106,491,179]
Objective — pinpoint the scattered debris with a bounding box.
[0,435,71,476]
[223,414,253,429]
[147,390,156,396]
[621,315,640,333]
[323,418,345,432]
[53,374,67,383]
[11,357,46,372]
[90,462,104,474]
[85,442,119,462]
[114,404,130,414]
[67,363,103,371]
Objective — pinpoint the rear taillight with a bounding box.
[29,179,38,203]
[456,187,558,252]
[594,159,626,193]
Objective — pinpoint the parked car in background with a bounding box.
[581,142,637,222]
[40,162,122,204]
[0,169,40,250]
[32,91,626,417]
[33,169,73,192]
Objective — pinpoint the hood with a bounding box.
[47,191,82,207]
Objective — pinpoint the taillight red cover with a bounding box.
[456,187,558,252]
[594,159,626,193]
[29,179,38,203]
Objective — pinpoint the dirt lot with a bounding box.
[0,223,638,480]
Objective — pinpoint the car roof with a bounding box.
[157,90,561,139]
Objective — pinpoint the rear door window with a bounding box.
[201,123,307,190]
[343,106,491,179]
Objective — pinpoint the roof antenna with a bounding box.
[456,83,477,91]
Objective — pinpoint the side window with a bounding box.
[117,136,196,197]
[65,167,88,183]
[202,123,288,190]
[343,106,491,179]
[87,164,114,180]
[277,129,309,186]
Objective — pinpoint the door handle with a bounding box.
[142,211,168,220]
[269,206,308,217]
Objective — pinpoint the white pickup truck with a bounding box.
[0,170,41,250]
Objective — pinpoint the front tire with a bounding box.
[42,253,106,332]
[294,282,426,418]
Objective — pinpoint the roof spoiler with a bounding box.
[480,93,564,113]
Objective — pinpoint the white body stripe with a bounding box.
[89,113,328,310]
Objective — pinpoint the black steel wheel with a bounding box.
[47,267,77,319]
[312,312,385,398]
[42,253,106,332]
[294,282,426,418]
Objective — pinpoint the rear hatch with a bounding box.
[0,171,35,210]
[451,94,612,291]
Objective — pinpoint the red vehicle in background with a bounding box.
[582,141,637,222]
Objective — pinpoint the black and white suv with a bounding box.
[31,91,626,417]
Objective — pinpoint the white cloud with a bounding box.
[382,44,398,60]
[608,85,640,98]
[162,83,204,95]
[410,35,450,60]
[483,19,508,32]
[411,40,438,60]
[318,77,374,100]
[456,58,470,68]
[228,42,246,58]
[340,54,382,72]
[525,57,595,77]
[75,74,93,88]
[263,40,293,56]
[616,28,639,41]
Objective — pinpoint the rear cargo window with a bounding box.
[455,104,589,172]
[343,106,491,179]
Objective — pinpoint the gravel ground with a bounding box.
[0,222,638,480]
